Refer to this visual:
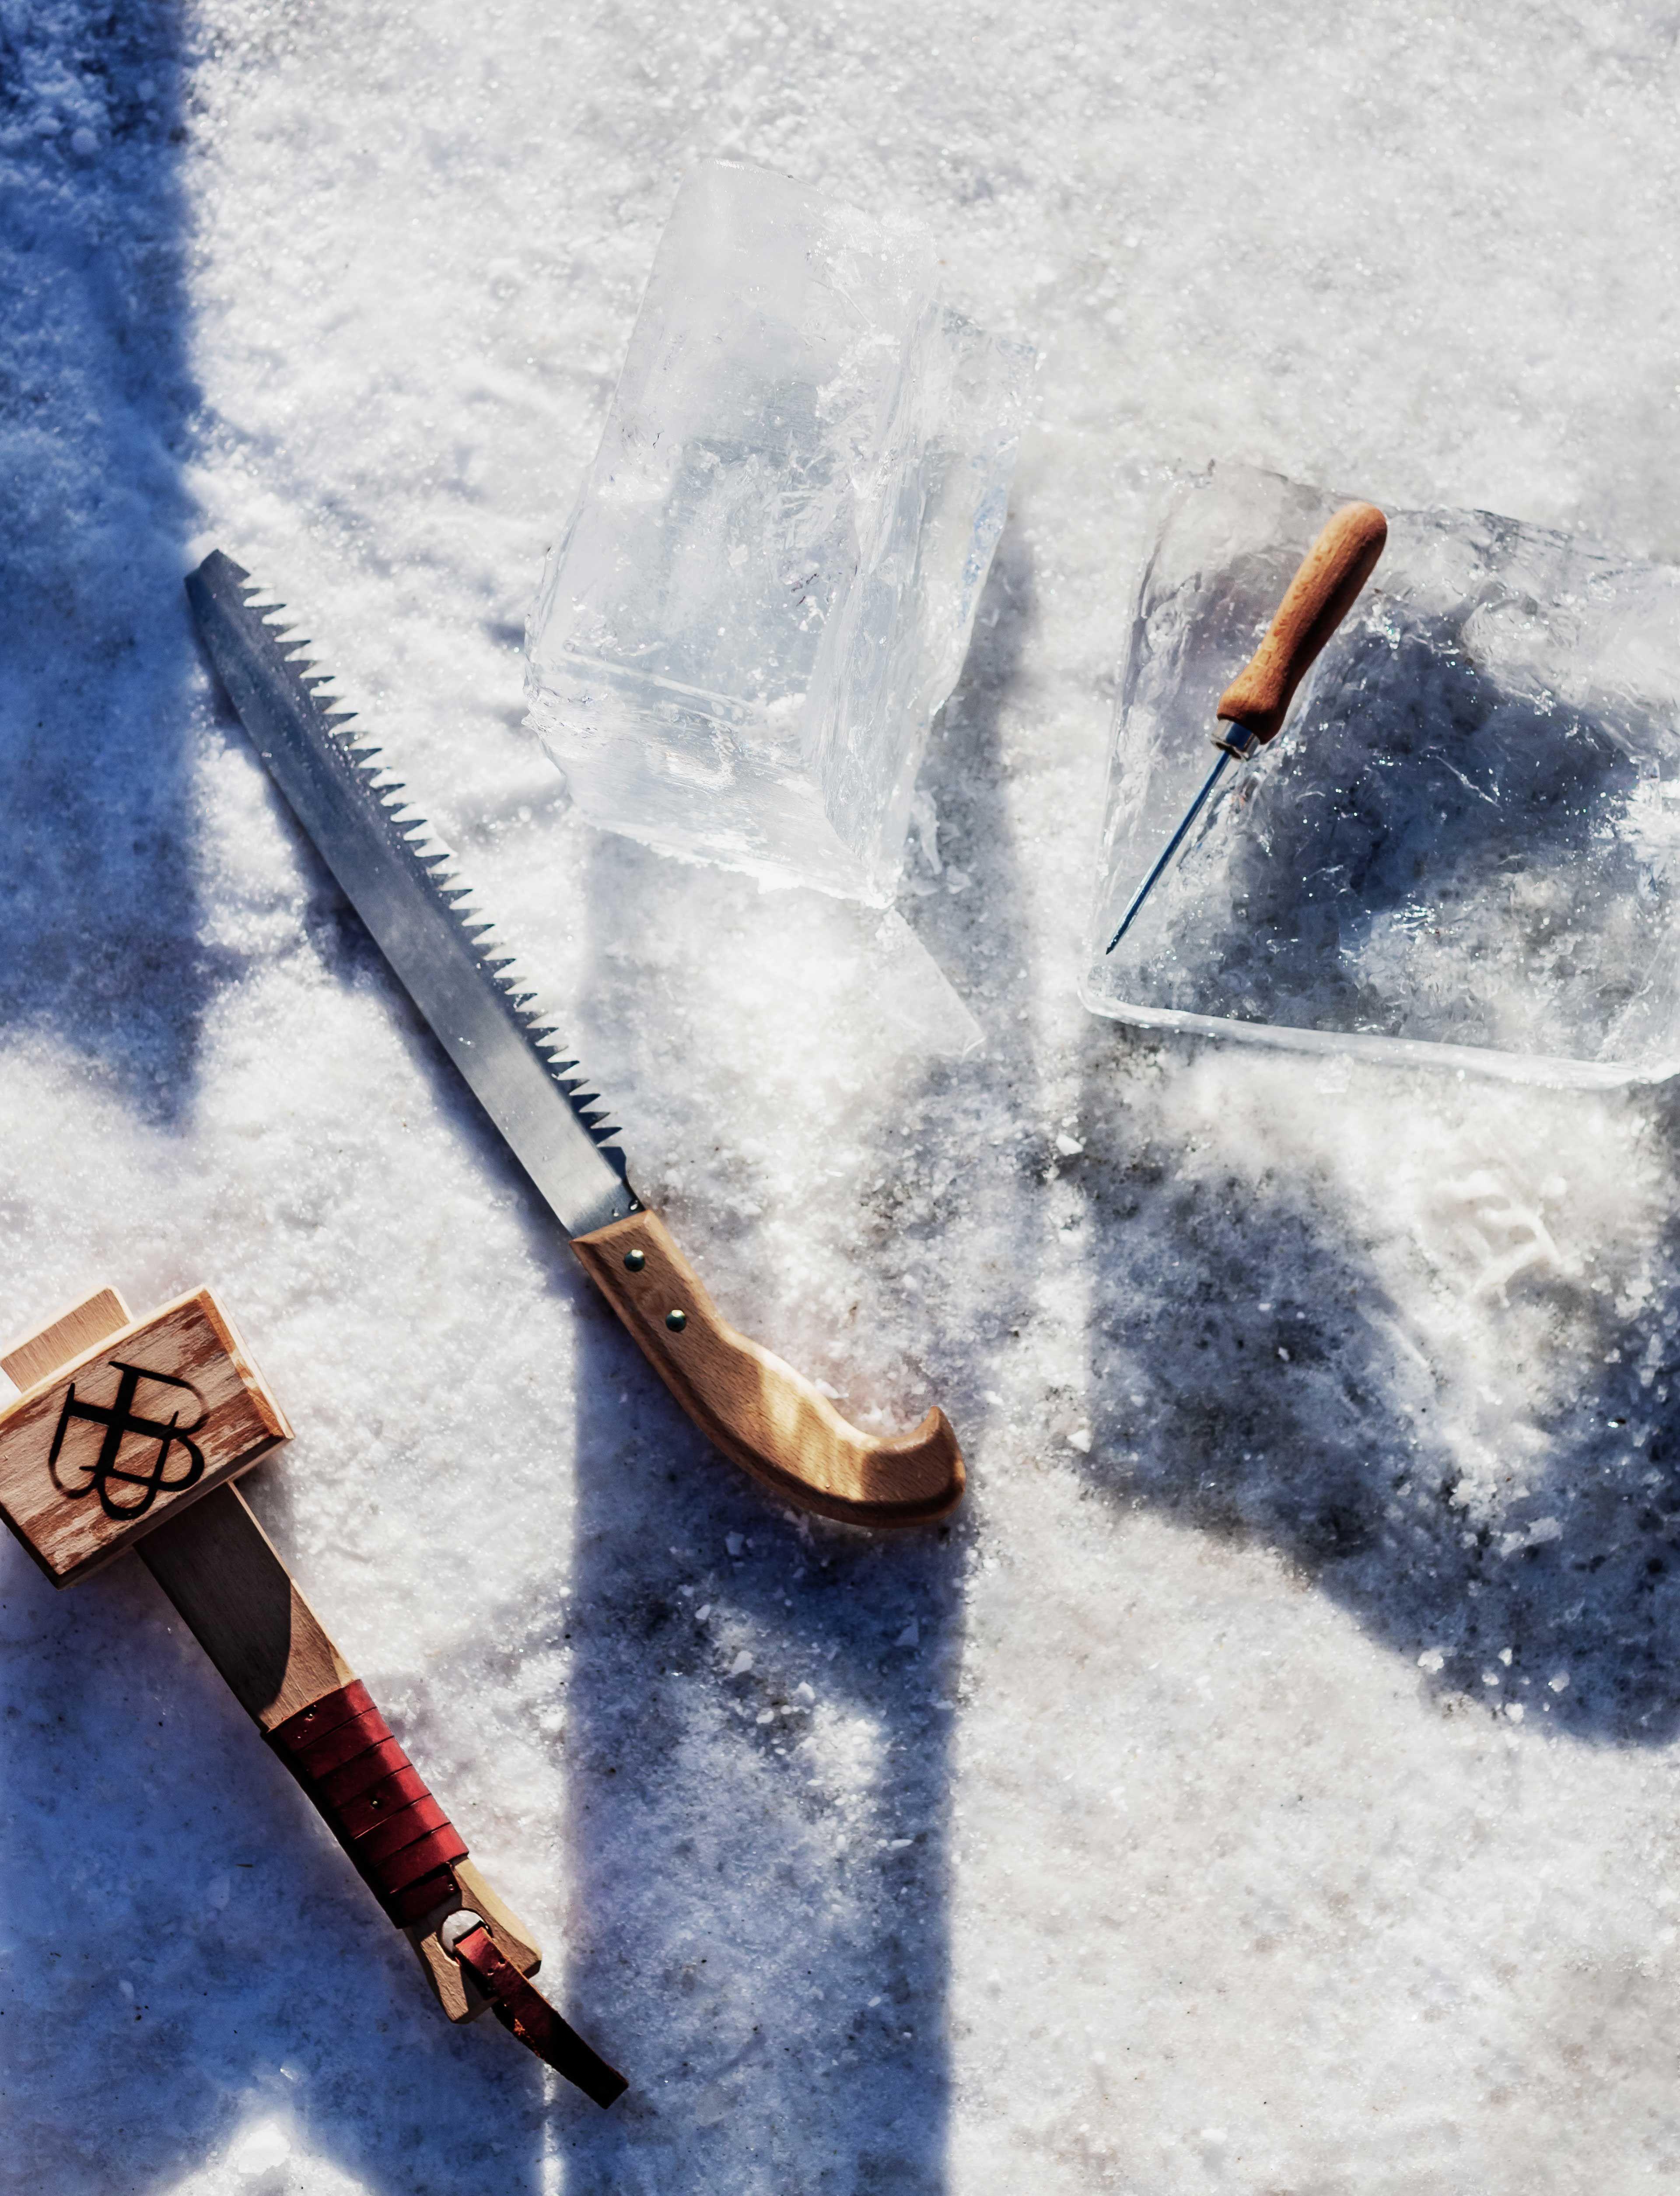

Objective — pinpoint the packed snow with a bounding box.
[7,4,1680,2193]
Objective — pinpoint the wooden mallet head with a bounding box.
[0,1285,289,1589]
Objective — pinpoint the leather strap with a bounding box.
[334,1762,432,1838]
[272,1679,373,1749]
[270,1682,626,2098]
[266,1680,467,1921]
[454,1924,627,2108]
[317,1736,410,1808]
[289,1705,396,1779]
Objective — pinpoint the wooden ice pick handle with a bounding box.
[1216,501,1388,745]
[572,1211,964,1528]
[0,1286,625,2106]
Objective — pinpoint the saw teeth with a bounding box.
[207,551,630,1170]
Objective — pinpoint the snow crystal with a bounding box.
[230,2122,290,2175]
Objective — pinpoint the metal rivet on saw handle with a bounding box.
[624,1248,646,1271]
[665,1309,687,1332]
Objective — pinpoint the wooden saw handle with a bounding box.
[1216,501,1388,744]
[571,1210,965,1529]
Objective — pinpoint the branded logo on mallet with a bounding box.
[47,1361,207,1521]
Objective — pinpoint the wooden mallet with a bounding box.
[0,1282,624,2104]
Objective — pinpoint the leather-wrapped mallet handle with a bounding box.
[571,1210,964,1529]
[0,1287,623,2099]
[1215,502,1388,745]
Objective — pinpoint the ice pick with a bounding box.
[1106,501,1388,951]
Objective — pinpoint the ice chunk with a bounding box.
[526,160,1031,905]
[1084,464,1680,1084]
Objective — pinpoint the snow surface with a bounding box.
[7,4,1680,2193]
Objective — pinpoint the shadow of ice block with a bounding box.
[1084,465,1680,1086]
[525,160,1032,905]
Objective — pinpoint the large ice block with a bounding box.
[1085,466,1680,1085]
[525,161,1031,904]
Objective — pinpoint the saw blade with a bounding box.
[187,550,639,1239]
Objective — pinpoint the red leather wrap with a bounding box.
[267,1680,467,1923]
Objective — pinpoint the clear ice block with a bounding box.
[1085,465,1680,1085]
[525,161,1031,905]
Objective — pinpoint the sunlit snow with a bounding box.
[6,4,1680,2193]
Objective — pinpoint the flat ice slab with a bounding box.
[1085,465,1680,1084]
[526,161,1031,905]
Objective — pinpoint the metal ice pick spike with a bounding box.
[1106,501,1389,953]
